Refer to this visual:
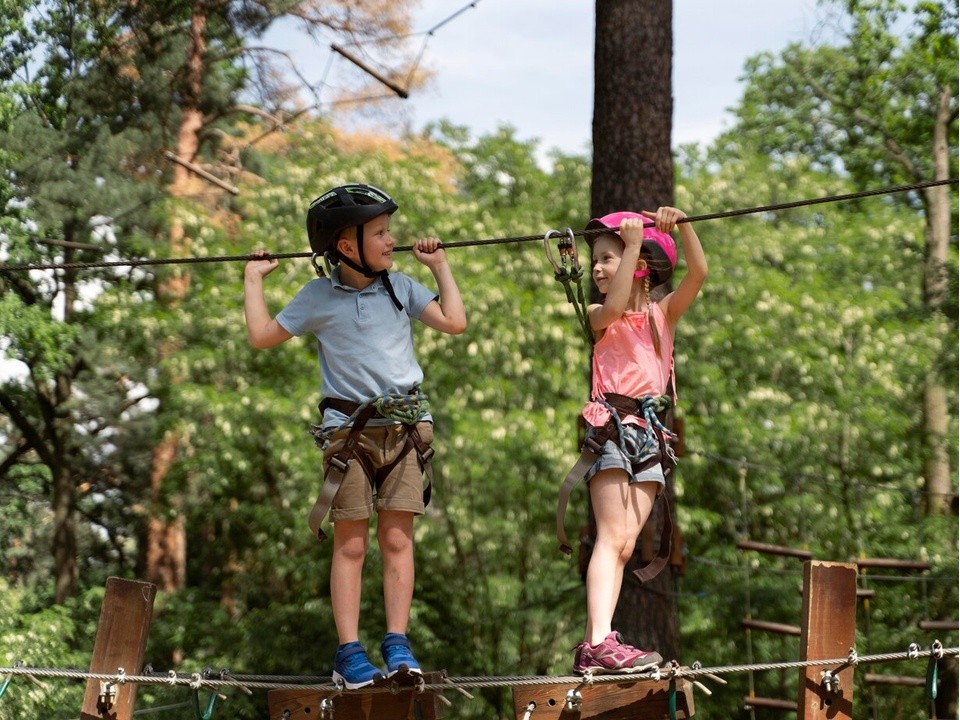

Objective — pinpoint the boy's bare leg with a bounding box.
[331,518,370,643]
[377,510,415,634]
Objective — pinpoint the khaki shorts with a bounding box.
[323,421,433,522]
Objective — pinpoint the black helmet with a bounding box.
[306,183,399,257]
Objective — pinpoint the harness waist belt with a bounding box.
[308,396,434,542]
[555,394,675,584]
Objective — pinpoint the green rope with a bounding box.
[668,677,678,720]
[312,389,430,447]
[374,390,430,425]
[926,655,939,701]
[556,268,593,345]
[191,689,219,720]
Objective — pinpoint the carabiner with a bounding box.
[543,229,563,275]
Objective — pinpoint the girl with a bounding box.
[573,207,707,674]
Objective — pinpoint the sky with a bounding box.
[265,0,834,157]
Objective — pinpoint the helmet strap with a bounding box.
[336,224,378,278]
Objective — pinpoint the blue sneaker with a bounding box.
[381,633,422,677]
[332,642,384,689]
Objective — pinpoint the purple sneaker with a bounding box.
[572,632,662,675]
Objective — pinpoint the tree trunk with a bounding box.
[920,84,953,516]
[52,462,78,603]
[591,0,675,213]
[53,234,79,603]
[145,2,207,592]
[589,0,680,662]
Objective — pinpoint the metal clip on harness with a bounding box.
[544,228,592,344]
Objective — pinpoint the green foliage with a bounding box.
[673,148,957,718]
[1,3,957,719]
[728,0,958,188]
[0,579,93,720]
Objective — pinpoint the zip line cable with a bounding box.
[2,178,955,274]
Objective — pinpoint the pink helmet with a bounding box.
[585,211,677,286]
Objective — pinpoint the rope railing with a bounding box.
[1,178,954,273]
[0,642,954,695]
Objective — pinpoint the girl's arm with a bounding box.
[648,209,707,328]
[588,219,644,332]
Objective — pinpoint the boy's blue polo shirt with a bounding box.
[276,268,437,428]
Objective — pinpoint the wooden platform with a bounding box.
[511,674,695,720]
[267,671,447,720]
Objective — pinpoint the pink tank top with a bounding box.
[582,303,675,428]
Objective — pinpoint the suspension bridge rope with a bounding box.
[1,178,954,273]
[0,642,954,695]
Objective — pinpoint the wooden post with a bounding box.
[796,561,857,720]
[80,577,157,720]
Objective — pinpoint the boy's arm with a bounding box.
[419,261,467,334]
[414,238,467,335]
[244,256,294,348]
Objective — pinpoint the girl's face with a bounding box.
[592,234,645,293]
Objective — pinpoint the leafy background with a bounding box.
[0,1,957,719]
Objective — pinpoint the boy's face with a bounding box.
[337,213,395,272]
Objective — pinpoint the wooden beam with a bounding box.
[856,557,930,572]
[737,539,813,560]
[741,618,802,636]
[330,44,410,99]
[863,673,925,687]
[80,578,157,720]
[919,619,959,632]
[796,561,857,720]
[511,675,695,720]
[163,151,240,195]
[744,695,797,711]
[267,671,447,720]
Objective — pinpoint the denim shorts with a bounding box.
[583,424,666,488]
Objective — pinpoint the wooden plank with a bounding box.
[737,539,812,560]
[743,696,797,711]
[796,561,857,720]
[863,673,925,687]
[267,671,447,720]
[511,676,695,720]
[741,618,801,636]
[856,557,930,572]
[80,577,157,720]
[919,619,958,632]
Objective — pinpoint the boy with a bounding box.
[244,183,466,688]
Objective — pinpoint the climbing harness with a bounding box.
[555,394,677,584]
[544,228,592,344]
[307,388,434,542]
[545,221,681,583]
